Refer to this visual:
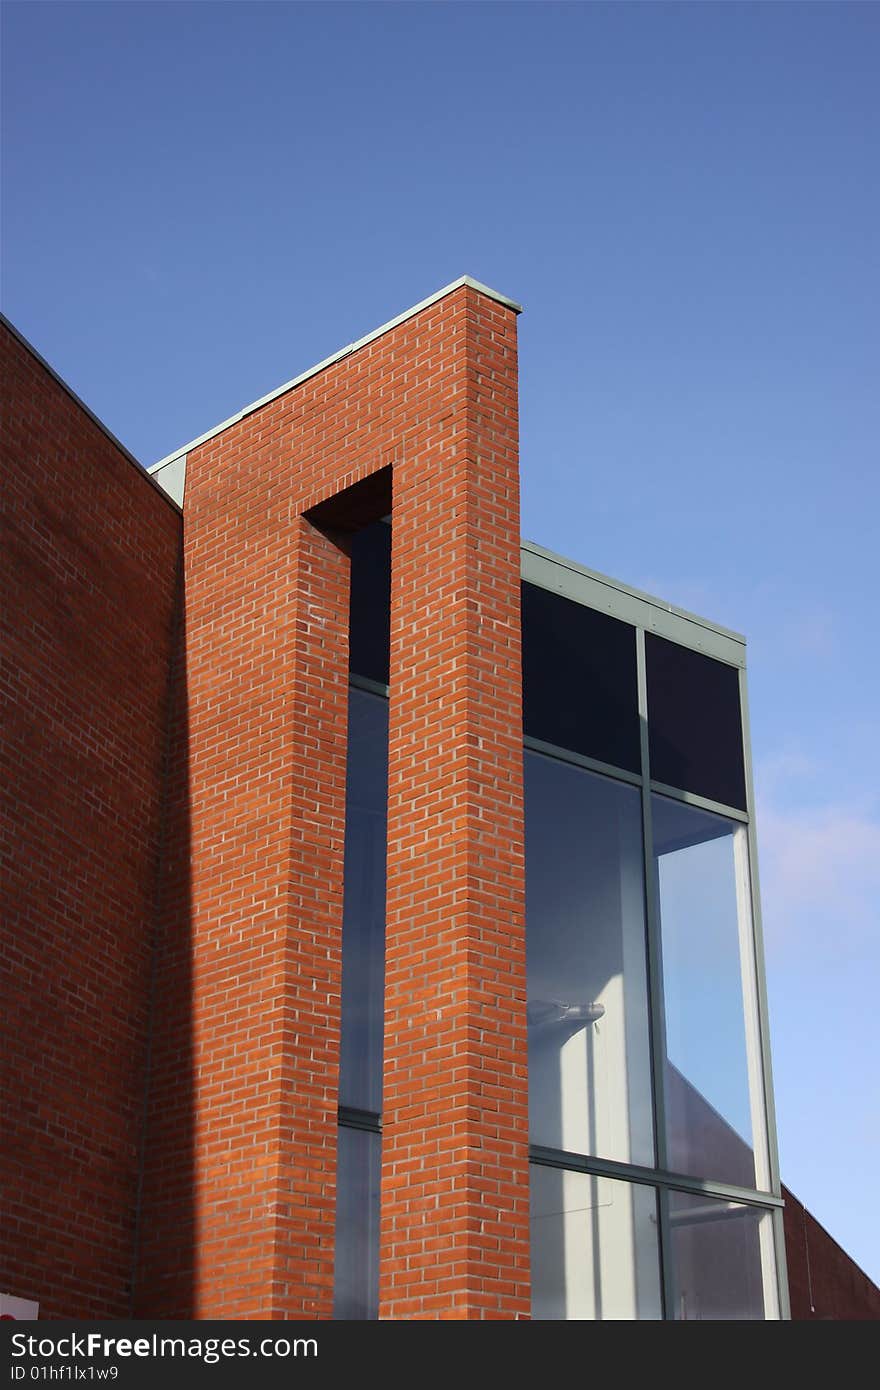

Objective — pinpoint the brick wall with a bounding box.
[0,321,181,1318]
[135,283,530,1319]
[382,297,529,1319]
[783,1186,880,1320]
[131,591,193,1317]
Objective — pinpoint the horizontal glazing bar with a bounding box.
[338,1106,382,1133]
[351,685,750,819]
[649,778,750,823]
[528,1144,783,1210]
[523,735,643,788]
[349,673,390,699]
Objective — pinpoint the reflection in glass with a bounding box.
[526,752,654,1167]
[531,1166,662,1320]
[652,794,764,1188]
[667,1190,774,1319]
[333,1126,381,1319]
[339,689,388,1112]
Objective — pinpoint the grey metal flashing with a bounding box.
[528,1145,784,1211]
[148,275,521,476]
[149,453,187,507]
[1,312,182,515]
[521,540,746,667]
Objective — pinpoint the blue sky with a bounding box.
[3,2,878,1287]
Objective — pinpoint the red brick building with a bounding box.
[2,279,877,1320]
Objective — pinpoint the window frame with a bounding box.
[521,541,787,1320]
[333,544,789,1320]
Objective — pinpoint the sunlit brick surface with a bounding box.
[382,297,529,1319]
[137,285,529,1319]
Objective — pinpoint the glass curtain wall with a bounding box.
[524,584,782,1320]
[331,541,784,1320]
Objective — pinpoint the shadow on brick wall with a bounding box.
[133,579,196,1317]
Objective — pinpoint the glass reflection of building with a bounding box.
[333,520,787,1321]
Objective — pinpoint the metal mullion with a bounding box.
[530,1145,658,1189]
[657,1172,782,1211]
[528,1144,784,1211]
[666,1201,768,1228]
[647,778,750,824]
[771,1207,790,1320]
[738,665,791,1319]
[523,734,642,788]
[635,626,675,1320]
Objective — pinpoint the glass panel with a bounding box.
[652,794,764,1188]
[646,634,746,810]
[339,689,388,1112]
[349,520,391,684]
[530,1165,662,1320]
[666,1190,774,1320]
[522,581,640,774]
[333,1126,381,1319]
[526,751,654,1167]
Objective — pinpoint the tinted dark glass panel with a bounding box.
[333,1126,381,1319]
[646,635,746,810]
[521,582,640,773]
[349,520,391,684]
[339,690,388,1112]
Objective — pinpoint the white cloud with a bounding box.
[755,787,880,954]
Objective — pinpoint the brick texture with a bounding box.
[131,591,192,1316]
[0,321,181,1318]
[134,284,530,1319]
[783,1186,880,1320]
[382,297,529,1319]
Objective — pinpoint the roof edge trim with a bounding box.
[148,275,521,474]
[521,539,748,651]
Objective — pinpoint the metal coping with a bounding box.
[521,538,747,655]
[0,312,181,514]
[148,275,522,476]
